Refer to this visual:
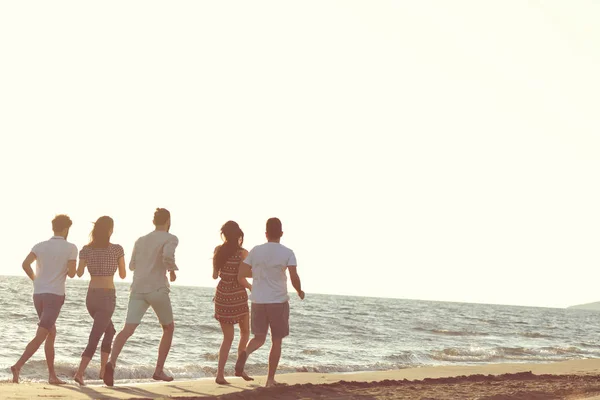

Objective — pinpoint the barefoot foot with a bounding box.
[73,376,85,386]
[10,366,20,384]
[152,371,174,382]
[215,377,230,385]
[241,372,254,381]
[103,362,114,387]
[234,351,247,377]
[49,377,66,385]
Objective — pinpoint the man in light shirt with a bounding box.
[103,208,179,386]
[236,218,304,387]
[11,215,77,384]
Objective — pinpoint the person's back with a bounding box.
[11,214,77,385]
[130,230,179,294]
[33,236,78,296]
[235,218,304,387]
[104,208,178,387]
[247,242,296,304]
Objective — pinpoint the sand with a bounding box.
[4,359,600,399]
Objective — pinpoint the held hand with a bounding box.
[170,270,177,282]
[298,290,305,300]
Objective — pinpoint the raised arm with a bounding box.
[22,252,36,281]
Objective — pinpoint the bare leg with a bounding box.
[74,356,91,386]
[237,316,253,381]
[216,322,234,384]
[44,326,65,385]
[11,326,50,383]
[246,335,266,357]
[235,334,265,377]
[152,323,174,381]
[266,337,283,387]
[104,323,137,387]
[109,324,137,367]
[99,352,109,379]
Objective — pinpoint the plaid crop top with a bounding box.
[79,244,124,276]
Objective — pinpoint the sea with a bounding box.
[1,275,600,384]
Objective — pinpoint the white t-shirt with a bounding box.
[244,242,297,304]
[31,236,78,296]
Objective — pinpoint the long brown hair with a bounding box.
[213,221,244,273]
[89,216,114,248]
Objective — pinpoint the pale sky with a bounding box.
[1,1,598,308]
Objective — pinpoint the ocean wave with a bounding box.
[414,327,489,337]
[518,332,554,339]
[301,349,324,356]
[0,346,594,384]
[4,275,600,381]
[202,352,219,361]
[0,361,409,383]
[431,346,588,363]
[384,352,432,365]
[0,360,220,383]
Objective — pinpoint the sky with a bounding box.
[0,1,599,308]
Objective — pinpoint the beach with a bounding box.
[4,359,600,399]
[5,276,600,384]
[5,276,600,398]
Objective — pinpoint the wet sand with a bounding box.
[4,359,600,399]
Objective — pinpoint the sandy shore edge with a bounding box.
[3,359,600,399]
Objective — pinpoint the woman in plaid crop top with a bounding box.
[73,216,126,386]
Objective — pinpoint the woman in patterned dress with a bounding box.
[213,221,253,384]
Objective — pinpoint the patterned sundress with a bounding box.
[214,249,249,324]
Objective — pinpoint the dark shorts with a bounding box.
[33,293,65,330]
[251,302,289,339]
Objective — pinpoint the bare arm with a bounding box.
[118,256,126,279]
[22,252,36,281]
[237,262,253,291]
[76,259,87,278]
[129,242,137,271]
[66,260,76,278]
[288,266,304,300]
[67,245,78,278]
[212,246,221,280]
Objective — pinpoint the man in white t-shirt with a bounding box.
[11,215,77,384]
[235,218,304,387]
